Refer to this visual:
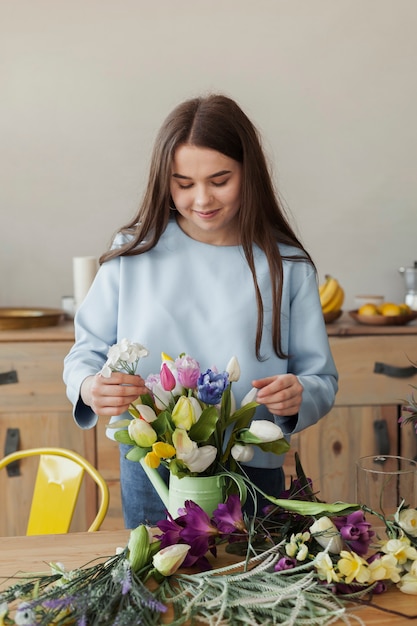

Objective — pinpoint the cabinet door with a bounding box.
[284,406,400,503]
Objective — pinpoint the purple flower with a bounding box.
[178,501,219,548]
[175,355,201,389]
[156,512,184,548]
[156,500,219,570]
[274,556,297,572]
[333,510,374,556]
[213,494,247,536]
[197,369,229,405]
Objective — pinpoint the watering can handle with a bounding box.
[140,458,170,509]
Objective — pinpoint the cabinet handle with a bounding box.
[374,420,390,456]
[0,370,18,385]
[4,428,20,477]
[374,362,416,378]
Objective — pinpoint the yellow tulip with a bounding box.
[144,451,161,468]
[152,442,176,459]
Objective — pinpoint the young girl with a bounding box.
[64,94,338,527]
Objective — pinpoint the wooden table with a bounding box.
[0,530,416,624]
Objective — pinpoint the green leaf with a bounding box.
[126,446,148,462]
[226,402,258,430]
[258,439,290,455]
[262,494,360,516]
[168,458,189,478]
[152,411,173,438]
[188,407,219,442]
[114,430,135,445]
[220,386,232,419]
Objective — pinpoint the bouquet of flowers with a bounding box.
[103,339,289,478]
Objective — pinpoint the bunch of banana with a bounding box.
[319,275,345,313]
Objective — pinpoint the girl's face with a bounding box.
[170,144,242,246]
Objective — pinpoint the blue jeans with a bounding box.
[242,465,285,516]
[120,444,169,528]
[119,443,285,528]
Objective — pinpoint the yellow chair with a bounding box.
[0,447,109,535]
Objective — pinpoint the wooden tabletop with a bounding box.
[0,530,416,624]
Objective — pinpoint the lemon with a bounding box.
[399,303,411,315]
[358,303,379,316]
[379,302,402,316]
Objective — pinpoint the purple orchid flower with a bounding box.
[156,500,219,570]
[333,510,374,556]
[197,369,229,405]
[274,556,297,572]
[213,494,247,537]
[156,512,185,548]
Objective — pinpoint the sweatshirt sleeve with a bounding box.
[63,256,121,429]
[276,266,338,437]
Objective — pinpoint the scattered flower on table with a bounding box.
[2,456,417,625]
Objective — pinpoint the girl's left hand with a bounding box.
[251,374,303,416]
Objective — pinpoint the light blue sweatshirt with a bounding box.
[64,219,338,469]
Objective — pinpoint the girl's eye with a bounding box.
[178,183,193,190]
[212,179,228,187]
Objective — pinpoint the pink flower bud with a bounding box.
[160,362,177,391]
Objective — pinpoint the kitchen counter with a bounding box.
[326,311,417,336]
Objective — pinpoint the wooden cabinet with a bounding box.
[0,325,99,535]
[284,320,417,503]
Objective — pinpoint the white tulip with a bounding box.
[231,444,255,462]
[226,356,241,382]
[135,404,158,423]
[153,544,190,576]
[248,420,284,443]
[177,442,217,474]
[310,516,343,554]
[240,387,258,407]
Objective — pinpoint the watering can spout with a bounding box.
[140,458,169,509]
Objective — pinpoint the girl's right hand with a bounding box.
[80,372,148,416]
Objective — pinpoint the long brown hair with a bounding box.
[100,94,314,359]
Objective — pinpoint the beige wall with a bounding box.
[1,0,416,310]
